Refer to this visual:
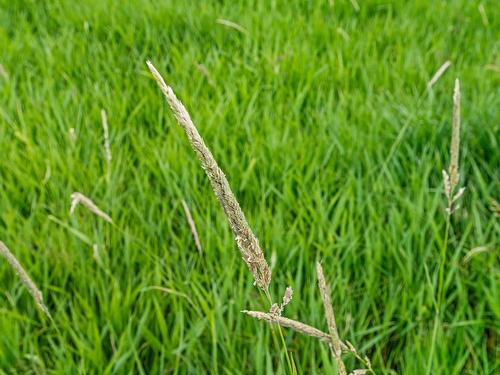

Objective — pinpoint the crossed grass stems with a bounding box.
[0,60,465,374]
[146,62,467,374]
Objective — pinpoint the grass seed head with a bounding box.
[101,109,112,163]
[70,192,113,224]
[316,262,346,374]
[0,241,51,318]
[147,60,271,290]
[281,286,293,309]
[443,78,465,215]
[449,78,461,189]
[181,199,203,255]
[242,309,348,351]
[427,60,451,89]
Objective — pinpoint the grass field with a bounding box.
[0,0,499,373]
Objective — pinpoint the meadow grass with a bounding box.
[0,0,499,373]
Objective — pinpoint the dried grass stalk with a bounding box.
[449,78,461,189]
[316,262,347,375]
[181,199,203,255]
[242,310,349,352]
[147,61,270,290]
[349,370,368,375]
[195,63,215,87]
[443,79,465,214]
[442,169,452,203]
[216,18,248,34]
[427,61,451,89]
[70,192,113,224]
[281,286,293,309]
[0,241,51,318]
[346,341,374,374]
[0,63,8,79]
[462,246,491,264]
[101,109,112,163]
[69,127,76,141]
[270,286,293,316]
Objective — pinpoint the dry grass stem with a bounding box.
[70,192,113,224]
[427,61,451,89]
[316,262,347,375]
[242,310,349,351]
[349,370,368,375]
[215,18,248,35]
[449,78,461,189]
[442,169,451,201]
[195,63,215,87]
[462,246,492,264]
[270,286,293,316]
[101,109,112,163]
[346,341,375,374]
[147,61,270,290]
[0,63,8,79]
[0,241,51,318]
[181,199,203,255]
[269,303,280,315]
[281,286,293,309]
[69,127,77,141]
[443,78,464,214]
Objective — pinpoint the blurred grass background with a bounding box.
[0,0,498,373]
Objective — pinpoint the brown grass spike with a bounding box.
[242,310,349,351]
[449,78,460,189]
[181,199,203,255]
[70,192,113,224]
[316,262,347,375]
[146,60,270,290]
[0,241,51,318]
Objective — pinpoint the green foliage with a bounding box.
[0,0,498,373]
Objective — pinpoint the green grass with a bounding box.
[0,0,499,373]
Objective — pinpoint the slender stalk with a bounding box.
[147,60,271,291]
[428,79,463,374]
[427,60,451,89]
[437,214,451,314]
[70,192,113,224]
[181,199,203,255]
[101,109,112,186]
[277,321,296,374]
[316,262,346,375]
[264,290,296,374]
[427,314,439,375]
[0,241,51,319]
[243,310,349,348]
[427,212,451,374]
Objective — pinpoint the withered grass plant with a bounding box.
[427,78,465,374]
[146,61,271,291]
[427,61,451,90]
[317,262,347,375]
[70,192,113,224]
[181,199,203,255]
[100,109,112,184]
[439,79,465,306]
[439,78,465,311]
[0,241,51,319]
[244,264,375,374]
[147,61,374,374]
